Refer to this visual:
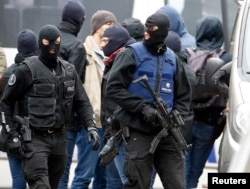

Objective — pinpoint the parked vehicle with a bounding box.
[218,0,250,172]
[228,124,250,172]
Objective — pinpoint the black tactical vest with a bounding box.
[20,56,75,129]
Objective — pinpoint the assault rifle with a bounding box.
[133,75,189,158]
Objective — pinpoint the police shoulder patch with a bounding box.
[8,74,16,86]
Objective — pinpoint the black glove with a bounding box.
[7,132,24,158]
[141,104,157,122]
[87,126,100,151]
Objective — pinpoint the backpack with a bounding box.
[186,47,225,109]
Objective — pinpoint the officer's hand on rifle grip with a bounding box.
[141,104,157,122]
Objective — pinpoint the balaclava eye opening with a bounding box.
[144,13,170,54]
[38,25,60,68]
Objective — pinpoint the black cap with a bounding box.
[122,18,144,41]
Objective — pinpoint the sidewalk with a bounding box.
[0,152,218,189]
[153,163,217,189]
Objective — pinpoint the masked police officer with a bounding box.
[0,24,100,189]
[106,13,192,189]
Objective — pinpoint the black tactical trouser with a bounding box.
[22,128,67,189]
[124,128,185,189]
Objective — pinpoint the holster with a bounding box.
[99,129,123,167]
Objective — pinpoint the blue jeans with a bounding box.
[58,130,78,189]
[7,153,27,189]
[106,160,123,189]
[150,167,156,189]
[71,128,106,189]
[185,121,216,189]
[114,141,128,185]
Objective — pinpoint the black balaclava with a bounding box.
[144,13,170,55]
[61,0,85,32]
[164,30,181,53]
[103,24,131,57]
[38,24,60,68]
[15,29,38,64]
[17,29,38,55]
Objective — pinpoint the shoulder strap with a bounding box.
[58,57,74,80]
[128,42,151,63]
[23,56,38,80]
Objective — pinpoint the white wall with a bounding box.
[132,0,185,24]
[132,0,165,23]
